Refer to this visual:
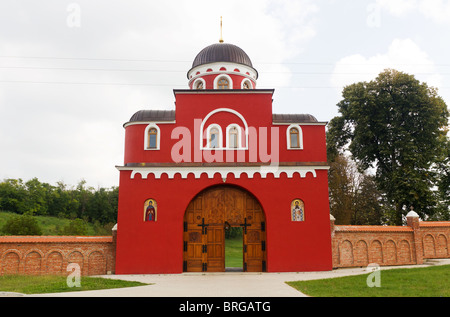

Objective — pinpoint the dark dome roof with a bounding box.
[191,43,253,68]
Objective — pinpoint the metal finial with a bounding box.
[219,16,224,43]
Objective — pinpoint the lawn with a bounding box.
[225,235,243,268]
[0,275,148,295]
[286,264,450,297]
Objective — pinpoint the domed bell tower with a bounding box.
[187,18,258,90]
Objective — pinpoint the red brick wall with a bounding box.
[0,235,116,276]
[331,218,450,268]
[0,219,448,275]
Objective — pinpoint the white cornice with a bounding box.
[116,165,330,180]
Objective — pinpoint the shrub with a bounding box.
[59,218,88,235]
[1,213,42,235]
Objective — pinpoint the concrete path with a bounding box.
[28,259,450,297]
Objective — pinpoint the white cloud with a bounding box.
[0,0,320,187]
[331,38,443,93]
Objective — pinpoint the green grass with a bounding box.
[225,236,243,268]
[287,264,450,297]
[0,275,149,295]
[0,211,103,236]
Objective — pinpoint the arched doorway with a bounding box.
[183,185,266,272]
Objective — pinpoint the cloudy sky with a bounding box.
[0,0,449,188]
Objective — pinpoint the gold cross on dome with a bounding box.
[219,16,224,43]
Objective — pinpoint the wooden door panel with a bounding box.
[207,226,224,272]
[184,186,266,272]
[185,227,204,272]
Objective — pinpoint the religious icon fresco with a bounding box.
[291,199,304,221]
[144,199,157,221]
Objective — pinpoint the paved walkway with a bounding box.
[27,259,450,297]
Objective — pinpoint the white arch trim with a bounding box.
[200,108,249,150]
[116,165,330,180]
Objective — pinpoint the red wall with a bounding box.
[123,91,327,165]
[115,170,332,274]
[116,90,332,274]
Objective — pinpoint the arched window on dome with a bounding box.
[287,125,303,150]
[214,75,233,90]
[217,77,229,89]
[242,79,252,90]
[194,78,205,90]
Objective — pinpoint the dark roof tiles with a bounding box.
[129,110,175,122]
[191,43,254,69]
[272,113,318,123]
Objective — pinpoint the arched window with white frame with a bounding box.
[287,124,303,150]
[226,124,242,149]
[214,75,233,90]
[193,78,205,90]
[144,124,161,150]
[241,79,253,90]
[206,124,223,149]
[199,108,249,150]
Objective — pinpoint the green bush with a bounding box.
[1,213,42,235]
[58,218,88,235]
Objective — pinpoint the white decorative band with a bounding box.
[116,165,329,180]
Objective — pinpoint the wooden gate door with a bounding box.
[183,186,266,272]
[242,195,266,272]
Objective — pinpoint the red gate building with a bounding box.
[115,41,332,273]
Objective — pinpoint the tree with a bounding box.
[435,138,450,220]
[0,179,26,213]
[328,154,386,225]
[327,69,449,225]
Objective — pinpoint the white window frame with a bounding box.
[226,124,243,149]
[193,78,206,90]
[287,124,303,150]
[144,123,161,150]
[200,108,249,150]
[241,79,253,89]
[206,124,223,149]
[214,74,233,90]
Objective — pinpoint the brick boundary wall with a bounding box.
[0,229,117,276]
[0,215,448,275]
[331,212,450,268]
